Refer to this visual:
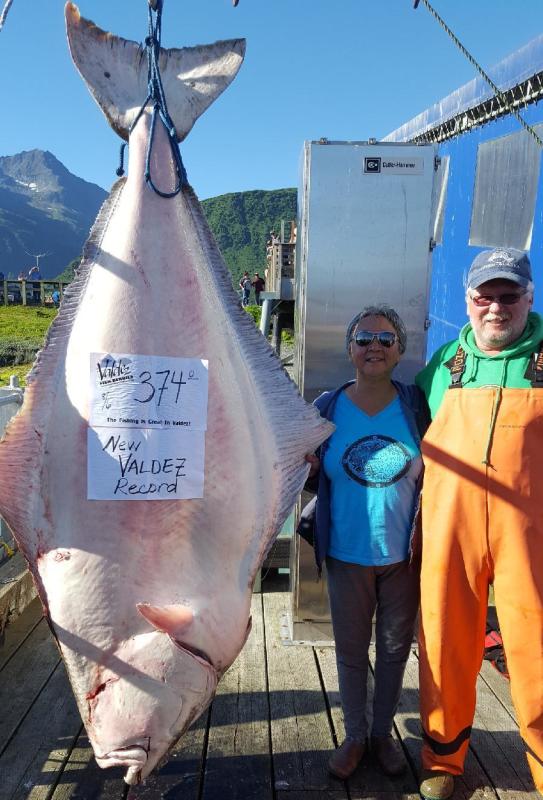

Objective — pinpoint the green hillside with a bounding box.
[0,306,57,385]
[201,188,296,285]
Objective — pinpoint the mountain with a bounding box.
[0,150,296,284]
[0,150,107,279]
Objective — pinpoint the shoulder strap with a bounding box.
[523,340,543,387]
[444,344,467,389]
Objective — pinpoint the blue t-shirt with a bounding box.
[323,391,422,566]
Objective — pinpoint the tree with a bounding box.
[56,257,81,283]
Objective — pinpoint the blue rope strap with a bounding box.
[116,0,188,196]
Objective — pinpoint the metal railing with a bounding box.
[0,279,69,306]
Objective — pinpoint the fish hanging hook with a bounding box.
[117,0,188,195]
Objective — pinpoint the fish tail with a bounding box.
[65,3,245,142]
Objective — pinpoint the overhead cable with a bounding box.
[414,0,543,148]
[0,0,15,33]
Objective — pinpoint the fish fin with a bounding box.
[183,187,335,545]
[137,603,194,639]
[0,179,126,546]
[65,3,245,142]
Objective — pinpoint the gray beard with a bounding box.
[480,323,516,349]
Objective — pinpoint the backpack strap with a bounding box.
[444,344,467,389]
[523,340,543,387]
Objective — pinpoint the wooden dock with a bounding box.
[0,590,538,800]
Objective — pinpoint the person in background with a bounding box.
[416,248,543,800]
[252,272,265,306]
[239,272,251,307]
[28,265,41,304]
[304,305,429,781]
[51,289,61,308]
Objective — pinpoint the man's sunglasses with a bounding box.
[469,290,527,307]
[352,330,397,348]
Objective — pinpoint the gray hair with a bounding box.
[345,305,407,354]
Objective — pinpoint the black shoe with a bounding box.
[370,735,407,777]
[328,737,367,780]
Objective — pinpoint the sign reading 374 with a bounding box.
[89,353,209,430]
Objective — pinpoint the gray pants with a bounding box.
[326,556,419,741]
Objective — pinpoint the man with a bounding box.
[239,271,251,306]
[28,265,42,305]
[252,272,265,306]
[416,247,543,799]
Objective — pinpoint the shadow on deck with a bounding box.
[0,590,537,800]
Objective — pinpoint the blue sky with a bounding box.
[0,0,542,199]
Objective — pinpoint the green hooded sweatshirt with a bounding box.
[416,312,543,419]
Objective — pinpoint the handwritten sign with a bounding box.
[88,427,205,501]
[90,353,208,430]
[88,352,208,501]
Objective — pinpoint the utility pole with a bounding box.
[23,250,51,271]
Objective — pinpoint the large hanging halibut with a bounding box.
[0,3,332,785]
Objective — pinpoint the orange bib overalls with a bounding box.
[419,348,543,790]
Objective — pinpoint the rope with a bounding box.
[414,0,543,148]
[116,0,188,196]
[0,0,15,32]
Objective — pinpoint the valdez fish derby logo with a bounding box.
[95,355,134,387]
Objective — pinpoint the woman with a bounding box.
[304,305,429,780]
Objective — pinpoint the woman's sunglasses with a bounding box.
[352,330,397,348]
[469,290,527,307]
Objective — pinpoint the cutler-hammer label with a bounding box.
[364,156,424,175]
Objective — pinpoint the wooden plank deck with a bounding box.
[0,591,538,800]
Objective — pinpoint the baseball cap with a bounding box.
[466,248,532,290]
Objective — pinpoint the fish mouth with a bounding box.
[96,744,148,784]
[96,742,149,772]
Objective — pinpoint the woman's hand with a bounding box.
[305,453,320,479]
